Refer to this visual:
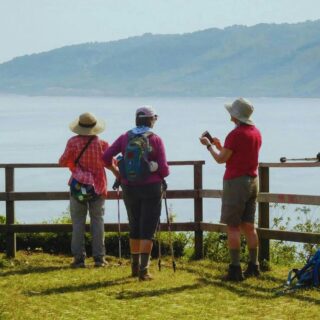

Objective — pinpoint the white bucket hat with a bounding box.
[225,98,254,125]
[69,112,105,136]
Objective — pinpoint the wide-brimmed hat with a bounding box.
[69,112,105,136]
[136,105,157,118]
[225,98,254,125]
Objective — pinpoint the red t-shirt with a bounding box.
[223,125,262,180]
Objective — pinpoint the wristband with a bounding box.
[206,144,212,150]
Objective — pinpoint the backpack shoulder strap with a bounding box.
[127,130,137,141]
[127,130,153,140]
[142,131,153,138]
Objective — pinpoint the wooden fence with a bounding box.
[0,161,319,260]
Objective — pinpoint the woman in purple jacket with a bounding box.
[103,106,169,280]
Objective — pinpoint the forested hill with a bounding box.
[0,20,320,97]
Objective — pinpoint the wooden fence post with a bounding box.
[258,166,269,263]
[5,167,16,258]
[194,163,203,259]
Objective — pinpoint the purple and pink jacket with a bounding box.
[102,132,169,186]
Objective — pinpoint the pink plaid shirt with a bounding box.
[59,135,109,196]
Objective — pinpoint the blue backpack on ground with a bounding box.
[286,249,320,289]
[118,131,153,182]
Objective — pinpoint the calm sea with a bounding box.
[0,95,319,223]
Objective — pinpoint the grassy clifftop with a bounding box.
[0,252,319,319]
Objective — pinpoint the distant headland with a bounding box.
[0,20,319,97]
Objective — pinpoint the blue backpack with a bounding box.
[286,249,320,289]
[118,131,153,182]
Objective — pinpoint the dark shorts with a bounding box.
[220,176,258,227]
[121,182,163,240]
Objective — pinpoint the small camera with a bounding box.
[202,130,213,142]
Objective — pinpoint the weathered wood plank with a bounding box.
[5,167,16,257]
[199,189,223,198]
[1,190,319,206]
[0,189,198,201]
[1,161,319,169]
[257,228,320,244]
[200,222,227,233]
[259,162,320,168]
[0,161,205,169]
[1,222,319,244]
[200,223,320,244]
[194,164,204,259]
[0,164,60,168]
[0,222,199,233]
[258,166,270,262]
[168,160,205,165]
[258,193,320,205]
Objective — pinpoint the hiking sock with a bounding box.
[249,248,258,265]
[131,253,140,266]
[131,253,140,276]
[140,253,150,271]
[229,249,241,266]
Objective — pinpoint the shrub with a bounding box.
[0,212,190,258]
[270,204,320,263]
[152,232,191,258]
[203,232,247,262]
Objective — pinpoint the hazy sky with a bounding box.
[0,0,319,63]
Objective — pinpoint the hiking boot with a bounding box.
[139,269,153,281]
[222,264,244,282]
[243,262,260,278]
[131,263,139,277]
[70,257,86,268]
[94,256,108,268]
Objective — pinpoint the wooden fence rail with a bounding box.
[0,161,319,260]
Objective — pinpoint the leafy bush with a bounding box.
[152,232,191,258]
[270,204,320,263]
[12,232,189,258]
[270,240,297,265]
[0,211,189,258]
[203,232,247,262]
[1,203,319,264]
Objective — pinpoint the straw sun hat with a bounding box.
[225,97,254,125]
[69,112,105,136]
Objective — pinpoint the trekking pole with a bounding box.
[157,218,162,271]
[163,180,176,272]
[280,152,320,163]
[113,179,122,265]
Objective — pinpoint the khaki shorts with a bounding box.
[220,176,258,227]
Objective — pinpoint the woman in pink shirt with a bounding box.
[103,106,169,281]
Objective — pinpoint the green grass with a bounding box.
[0,252,319,320]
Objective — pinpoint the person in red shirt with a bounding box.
[59,112,119,268]
[200,98,262,281]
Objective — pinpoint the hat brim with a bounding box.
[69,118,106,135]
[224,104,254,125]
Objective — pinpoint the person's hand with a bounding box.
[212,137,222,150]
[112,179,121,191]
[162,180,168,191]
[108,165,120,179]
[199,136,211,146]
